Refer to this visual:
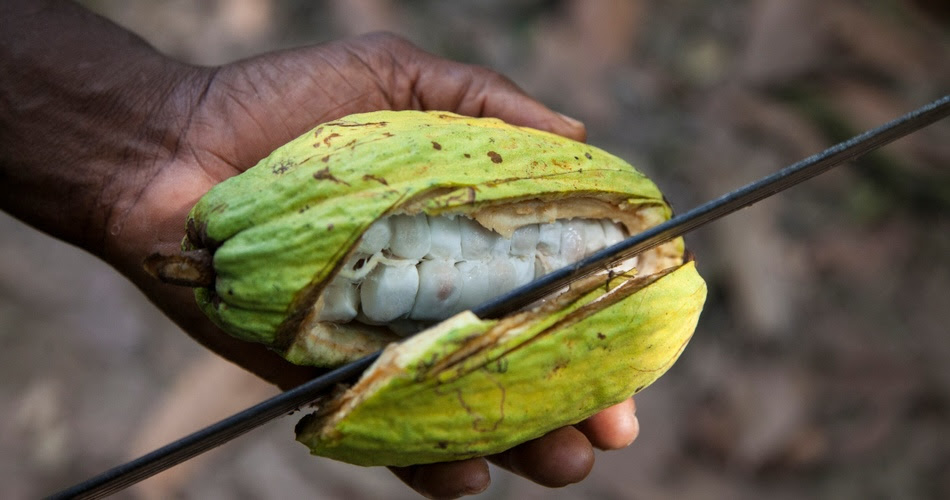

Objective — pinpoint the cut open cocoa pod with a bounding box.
[146,110,706,466]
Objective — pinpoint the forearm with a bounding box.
[0,0,194,256]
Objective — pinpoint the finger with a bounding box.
[576,398,640,450]
[488,426,594,488]
[389,458,490,499]
[378,34,585,142]
[420,59,587,142]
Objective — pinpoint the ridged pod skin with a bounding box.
[178,110,706,466]
[296,263,704,466]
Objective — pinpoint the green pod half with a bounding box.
[296,262,705,466]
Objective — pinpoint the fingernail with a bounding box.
[556,112,584,128]
[610,403,639,449]
[624,414,640,447]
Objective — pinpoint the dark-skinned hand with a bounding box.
[0,2,640,498]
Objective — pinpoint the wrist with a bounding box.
[0,0,206,266]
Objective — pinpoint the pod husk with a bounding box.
[296,262,705,466]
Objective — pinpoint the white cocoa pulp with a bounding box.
[318,215,633,330]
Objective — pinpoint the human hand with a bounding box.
[107,32,640,498]
[0,6,637,493]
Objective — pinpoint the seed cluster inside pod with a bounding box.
[316,214,632,330]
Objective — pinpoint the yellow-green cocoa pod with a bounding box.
[148,110,706,467]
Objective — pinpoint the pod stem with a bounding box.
[143,249,215,288]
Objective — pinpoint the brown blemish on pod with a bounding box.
[323,133,341,146]
[311,127,325,147]
[185,218,204,249]
[487,151,503,163]
[362,174,389,186]
[271,160,292,175]
[327,120,389,128]
[185,218,218,250]
[314,167,350,186]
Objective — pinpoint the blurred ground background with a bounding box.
[2,0,949,498]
